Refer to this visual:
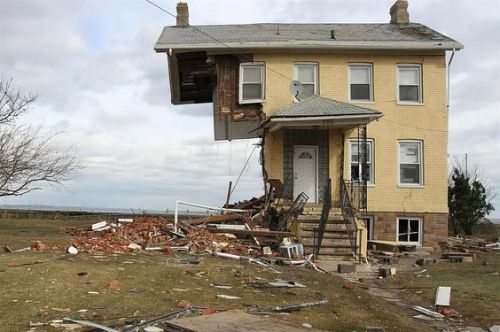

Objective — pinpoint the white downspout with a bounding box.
[447,48,456,112]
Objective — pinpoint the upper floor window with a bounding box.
[398,65,422,103]
[350,139,374,184]
[349,64,373,102]
[293,63,318,101]
[239,62,265,104]
[398,140,423,186]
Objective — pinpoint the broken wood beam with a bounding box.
[187,213,244,226]
[204,228,295,238]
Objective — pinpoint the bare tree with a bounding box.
[0,79,78,197]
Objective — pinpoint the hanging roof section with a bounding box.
[155,23,463,52]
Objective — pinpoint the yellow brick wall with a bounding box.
[256,53,448,214]
[264,130,283,181]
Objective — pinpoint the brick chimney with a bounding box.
[390,0,410,24]
[176,2,189,27]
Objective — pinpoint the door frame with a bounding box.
[293,145,319,203]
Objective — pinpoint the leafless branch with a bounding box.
[0,79,78,197]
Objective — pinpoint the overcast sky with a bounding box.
[0,0,499,216]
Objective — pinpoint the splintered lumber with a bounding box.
[249,299,329,313]
[204,228,294,238]
[187,214,244,225]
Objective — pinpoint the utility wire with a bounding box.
[144,0,293,82]
[230,144,258,197]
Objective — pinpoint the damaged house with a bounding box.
[154,0,463,258]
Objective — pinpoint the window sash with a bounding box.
[397,218,421,243]
[399,141,422,185]
[350,140,373,183]
[398,65,421,103]
[294,63,317,100]
[240,63,264,102]
[349,64,372,101]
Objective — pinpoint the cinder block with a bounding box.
[379,267,396,278]
[377,256,399,264]
[337,264,357,274]
[449,256,465,263]
[416,258,436,266]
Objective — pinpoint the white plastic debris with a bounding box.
[435,286,451,306]
[216,294,241,300]
[91,221,108,231]
[67,246,78,255]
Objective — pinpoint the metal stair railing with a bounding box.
[340,179,359,259]
[278,191,309,232]
[314,179,332,258]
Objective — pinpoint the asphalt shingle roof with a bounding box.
[155,23,463,51]
[271,95,382,118]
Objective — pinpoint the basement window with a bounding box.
[349,139,374,185]
[349,64,373,102]
[397,217,422,244]
[398,140,423,186]
[398,65,422,103]
[294,63,318,101]
[239,62,265,104]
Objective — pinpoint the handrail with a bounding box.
[314,179,332,257]
[340,179,359,258]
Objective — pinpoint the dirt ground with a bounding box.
[0,215,498,331]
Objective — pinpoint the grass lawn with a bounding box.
[382,252,500,329]
[1,215,496,331]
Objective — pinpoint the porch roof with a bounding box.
[262,95,383,131]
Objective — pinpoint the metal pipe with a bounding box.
[447,48,456,111]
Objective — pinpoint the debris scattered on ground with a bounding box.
[248,280,307,288]
[435,286,451,306]
[412,306,445,319]
[248,299,329,313]
[67,245,78,255]
[216,294,241,300]
[62,317,120,332]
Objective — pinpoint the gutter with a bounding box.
[154,41,464,53]
[268,113,383,122]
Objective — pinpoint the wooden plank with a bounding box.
[187,214,244,225]
[204,228,295,237]
[164,309,325,332]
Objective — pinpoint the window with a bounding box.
[398,65,421,103]
[350,139,374,184]
[239,63,265,104]
[398,140,423,186]
[397,217,422,243]
[293,63,318,101]
[349,64,372,102]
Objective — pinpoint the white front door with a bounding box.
[293,146,317,203]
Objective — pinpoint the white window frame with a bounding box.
[396,217,422,244]
[239,62,265,104]
[348,63,373,102]
[398,140,423,187]
[293,62,318,102]
[397,64,422,104]
[349,139,374,185]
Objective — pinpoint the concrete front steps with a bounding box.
[297,207,357,259]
